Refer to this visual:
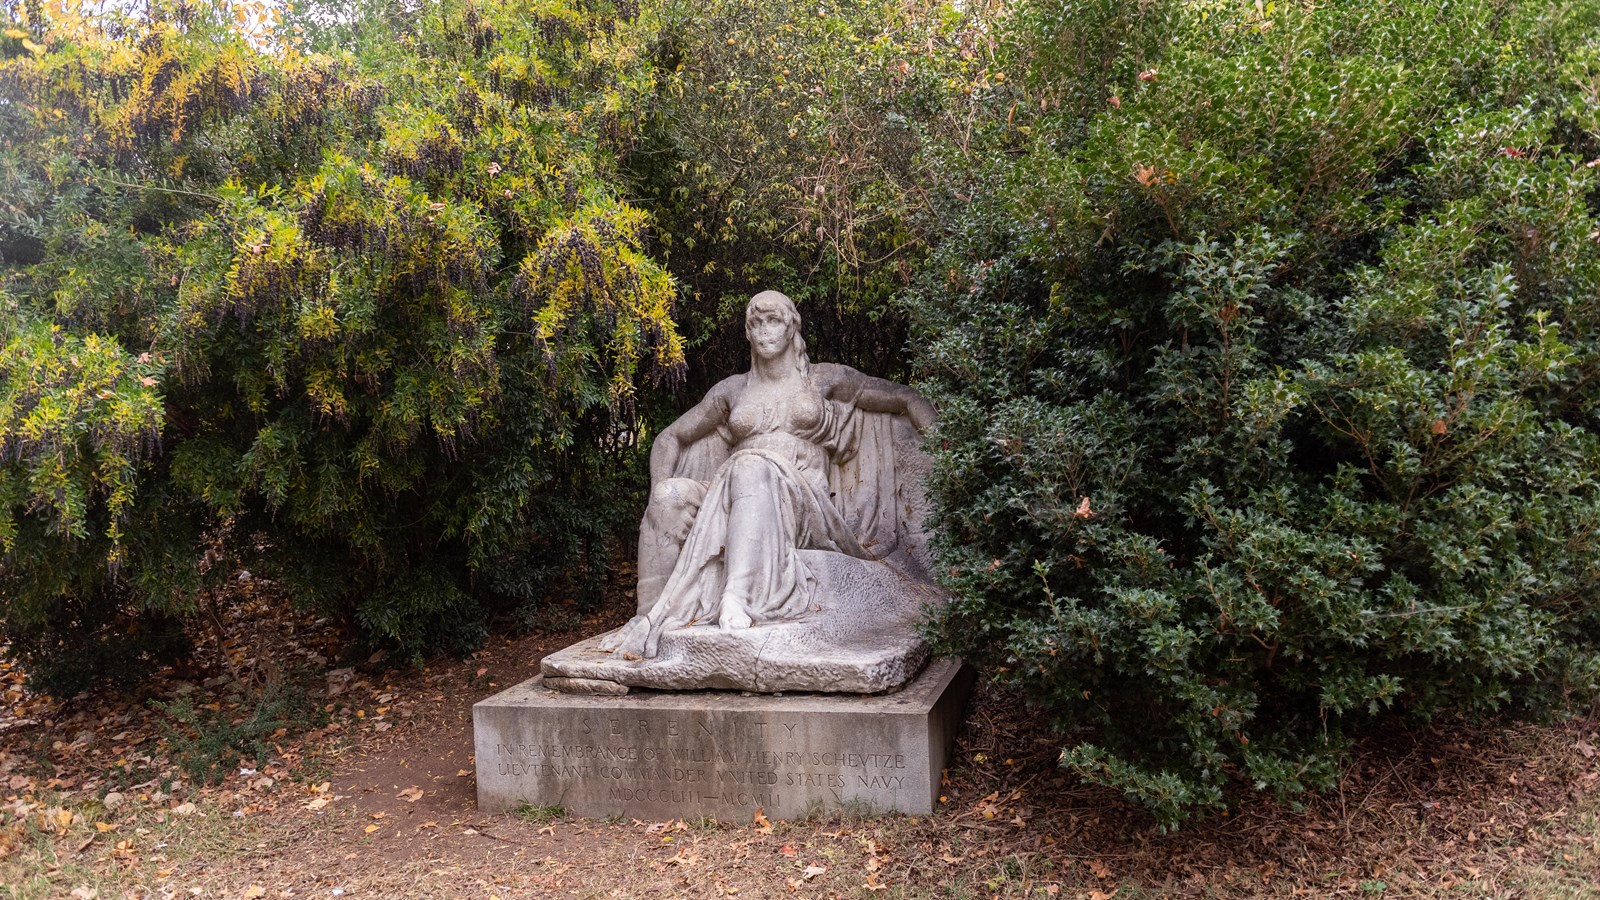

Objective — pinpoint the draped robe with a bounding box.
[622,365,928,659]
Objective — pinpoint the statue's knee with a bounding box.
[726,453,774,492]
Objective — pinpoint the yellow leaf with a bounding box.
[244,886,266,899]
[94,822,116,833]
[364,823,380,834]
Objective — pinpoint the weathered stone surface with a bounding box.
[542,677,629,696]
[548,290,945,696]
[474,658,973,820]
[540,550,941,693]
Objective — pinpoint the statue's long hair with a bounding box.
[745,290,811,380]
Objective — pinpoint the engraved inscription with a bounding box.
[490,715,912,812]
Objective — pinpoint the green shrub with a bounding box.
[627,0,1003,389]
[914,0,1600,826]
[0,0,683,680]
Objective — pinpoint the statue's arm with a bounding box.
[817,364,936,433]
[649,376,738,484]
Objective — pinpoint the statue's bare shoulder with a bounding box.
[705,372,747,404]
[665,374,743,437]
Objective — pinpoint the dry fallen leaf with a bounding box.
[752,807,773,835]
[665,850,701,867]
[364,823,380,834]
[778,844,797,857]
[1088,859,1113,879]
[802,864,827,880]
[244,886,266,899]
[397,786,424,802]
[304,797,332,811]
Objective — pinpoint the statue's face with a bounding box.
[747,304,794,361]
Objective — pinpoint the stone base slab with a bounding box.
[539,551,944,694]
[474,658,973,820]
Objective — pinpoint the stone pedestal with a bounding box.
[473,658,973,820]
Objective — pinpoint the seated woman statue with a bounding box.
[600,290,936,663]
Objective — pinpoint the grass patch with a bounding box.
[510,803,565,824]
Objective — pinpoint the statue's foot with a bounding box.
[719,602,753,630]
[601,616,650,659]
[596,619,628,651]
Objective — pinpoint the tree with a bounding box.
[626,0,1003,392]
[0,0,683,690]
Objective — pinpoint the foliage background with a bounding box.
[629,0,1004,392]
[5,0,1600,825]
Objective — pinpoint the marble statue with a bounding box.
[539,290,947,694]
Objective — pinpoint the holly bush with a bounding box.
[913,0,1600,825]
[0,0,683,687]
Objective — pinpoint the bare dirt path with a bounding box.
[4,596,1599,898]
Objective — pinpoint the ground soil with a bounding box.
[2,591,1598,899]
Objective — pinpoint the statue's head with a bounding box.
[745,290,809,377]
